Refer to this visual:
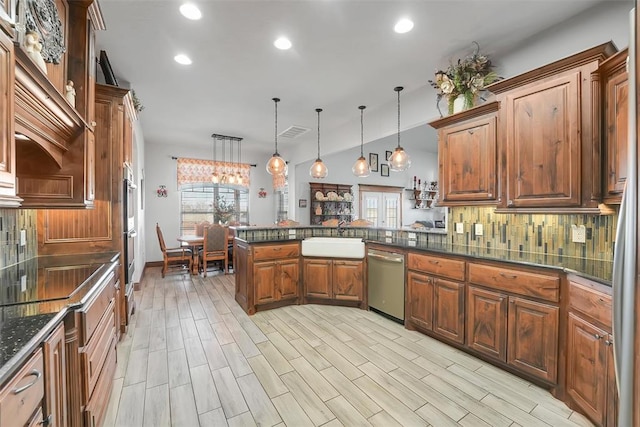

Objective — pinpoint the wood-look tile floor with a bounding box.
[105,267,594,427]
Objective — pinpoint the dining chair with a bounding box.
[195,220,211,237]
[200,224,229,276]
[156,223,192,278]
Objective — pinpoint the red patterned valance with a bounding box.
[177,157,251,187]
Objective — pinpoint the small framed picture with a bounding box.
[369,153,378,172]
[385,150,393,161]
[298,199,307,208]
[381,164,390,177]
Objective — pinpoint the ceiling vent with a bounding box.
[279,125,309,139]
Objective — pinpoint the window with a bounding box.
[358,184,402,228]
[180,184,249,234]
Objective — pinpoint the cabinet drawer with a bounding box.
[84,335,117,427]
[80,270,116,346]
[468,263,560,302]
[81,298,116,402]
[569,280,612,329]
[407,253,465,281]
[0,348,45,427]
[253,244,300,261]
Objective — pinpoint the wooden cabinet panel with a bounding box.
[468,262,560,302]
[333,260,364,301]
[467,286,507,360]
[83,334,117,427]
[0,348,45,427]
[81,300,116,402]
[44,323,66,427]
[433,278,465,344]
[304,259,332,298]
[79,270,116,346]
[568,280,612,328]
[436,107,498,204]
[253,244,300,261]
[407,271,434,331]
[605,334,617,427]
[567,313,608,425]
[507,297,558,382]
[0,28,18,207]
[254,261,278,304]
[279,259,299,301]
[407,253,465,282]
[504,72,581,207]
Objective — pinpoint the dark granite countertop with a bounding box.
[0,252,119,386]
[235,236,612,285]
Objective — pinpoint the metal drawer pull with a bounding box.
[594,334,602,340]
[13,369,42,394]
[38,414,52,425]
[605,339,613,346]
[499,272,517,279]
[428,260,440,265]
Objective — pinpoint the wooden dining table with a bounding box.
[177,235,204,274]
[177,234,234,275]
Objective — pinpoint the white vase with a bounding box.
[452,94,467,114]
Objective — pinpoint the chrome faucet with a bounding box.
[337,220,347,236]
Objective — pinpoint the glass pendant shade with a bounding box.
[352,156,370,177]
[309,108,328,179]
[389,86,411,172]
[352,105,370,177]
[211,172,220,183]
[389,146,411,171]
[267,97,288,175]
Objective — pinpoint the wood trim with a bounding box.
[428,101,499,129]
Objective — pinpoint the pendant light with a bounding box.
[388,86,411,171]
[211,135,220,183]
[266,97,287,175]
[352,105,370,177]
[310,108,328,179]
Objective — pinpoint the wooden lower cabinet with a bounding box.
[466,286,558,382]
[0,348,45,426]
[433,278,465,344]
[254,258,300,305]
[303,258,364,303]
[44,322,67,427]
[407,271,434,331]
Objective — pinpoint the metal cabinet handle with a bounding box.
[605,339,613,346]
[508,200,514,206]
[12,369,42,394]
[488,193,493,198]
[428,260,440,265]
[38,414,52,425]
[499,272,517,279]
[594,334,602,340]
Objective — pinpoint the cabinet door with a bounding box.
[0,28,17,206]
[254,261,278,305]
[407,271,434,331]
[303,259,332,298]
[439,115,497,203]
[605,71,628,198]
[44,323,67,427]
[333,260,363,301]
[433,278,465,344]
[278,259,299,301]
[504,73,581,207]
[605,333,617,427]
[566,313,607,425]
[507,297,559,382]
[467,286,507,360]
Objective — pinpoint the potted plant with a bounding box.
[429,42,500,116]
[213,196,236,225]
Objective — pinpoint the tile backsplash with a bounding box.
[448,206,617,262]
[0,209,37,268]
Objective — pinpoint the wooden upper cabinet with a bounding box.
[597,49,628,203]
[489,42,617,212]
[0,28,19,207]
[429,102,498,206]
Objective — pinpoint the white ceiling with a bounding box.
[95,0,606,162]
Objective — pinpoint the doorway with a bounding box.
[358,185,403,228]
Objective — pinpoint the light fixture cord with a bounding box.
[273,98,279,154]
[397,88,401,149]
[360,107,364,157]
[316,108,322,159]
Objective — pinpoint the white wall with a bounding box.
[294,125,439,226]
[133,119,146,284]
[143,142,277,263]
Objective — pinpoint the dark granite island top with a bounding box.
[0,252,119,386]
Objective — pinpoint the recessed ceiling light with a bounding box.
[274,37,292,50]
[174,54,192,65]
[394,18,414,34]
[180,3,202,20]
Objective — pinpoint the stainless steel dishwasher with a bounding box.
[367,248,405,323]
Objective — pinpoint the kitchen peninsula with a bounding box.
[233,224,614,424]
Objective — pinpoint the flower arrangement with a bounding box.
[429,42,500,116]
[213,196,236,224]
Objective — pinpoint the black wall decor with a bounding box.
[22,0,65,63]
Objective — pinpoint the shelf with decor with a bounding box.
[405,183,438,209]
[310,183,354,225]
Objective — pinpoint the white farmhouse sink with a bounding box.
[301,237,365,259]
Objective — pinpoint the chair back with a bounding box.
[203,224,229,252]
[156,223,167,252]
[195,221,211,237]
